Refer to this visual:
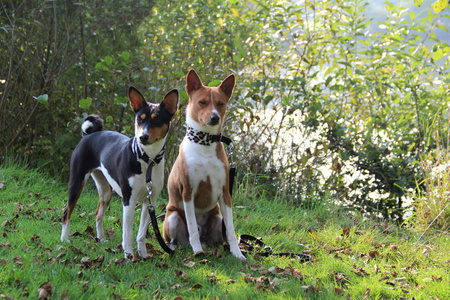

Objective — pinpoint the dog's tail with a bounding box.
[81,114,104,135]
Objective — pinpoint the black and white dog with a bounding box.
[61,86,178,259]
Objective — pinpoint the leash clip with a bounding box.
[146,181,153,200]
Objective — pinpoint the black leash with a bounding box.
[238,234,312,263]
[148,203,174,254]
[142,141,174,254]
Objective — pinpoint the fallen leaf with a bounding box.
[0,241,11,249]
[256,276,270,285]
[206,273,220,284]
[432,275,442,282]
[29,234,41,242]
[189,283,202,291]
[0,181,4,188]
[174,269,189,281]
[84,226,95,238]
[112,293,124,299]
[342,227,350,237]
[193,251,211,257]
[379,275,390,281]
[352,265,369,277]
[363,288,370,300]
[13,256,23,266]
[80,256,91,268]
[92,254,105,267]
[369,250,379,259]
[271,223,279,230]
[198,259,210,264]
[105,248,116,254]
[315,216,324,223]
[56,253,66,259]
[61,289,69,300]
[300,285,319,293]
[330,270,350,283]
[374,264,381,274]
[335,287,344,295]
[76,281,89,292]
[37,282,52,300]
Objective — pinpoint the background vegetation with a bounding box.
[1,0,449,224]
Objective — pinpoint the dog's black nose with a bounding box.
[140,134,149,144]
[210,114,220,125]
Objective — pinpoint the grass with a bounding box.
[1,163,449,299]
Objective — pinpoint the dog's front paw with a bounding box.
[124,252,139,262]
[137,242,148,259]
[60,235,70,243]
[192,245,204,254]
[231,248,247,262]
[137,249,149,259]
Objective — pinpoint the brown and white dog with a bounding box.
[163,70,246,261]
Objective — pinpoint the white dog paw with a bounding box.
[231,248,247,262]
[60,237,70,243]
[137,249,149,259]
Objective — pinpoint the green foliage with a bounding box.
[0,0,153,174]
[1,0,449,221]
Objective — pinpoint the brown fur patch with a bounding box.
[148,124,169,144]
[194,177,213,209]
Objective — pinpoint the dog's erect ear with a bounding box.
[161,89,179,115]
[186,69,203,95]
[128,86,147,112]
[219,74,235,99]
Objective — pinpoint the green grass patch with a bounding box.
[0,164,449,299]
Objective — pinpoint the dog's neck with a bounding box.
[132,137,166,164]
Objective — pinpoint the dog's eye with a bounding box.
[217,102,224,107]
[199,101,207,106]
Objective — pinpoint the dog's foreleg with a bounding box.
[220,192,247,262]
[183,198,203,253]
[122,198,137,258]
[136,200,150,258]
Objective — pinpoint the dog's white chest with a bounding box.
[183,140,226,212]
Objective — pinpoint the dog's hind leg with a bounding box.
[61,173,90,242]
[91,170,112,241]
[163,211,189,249]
